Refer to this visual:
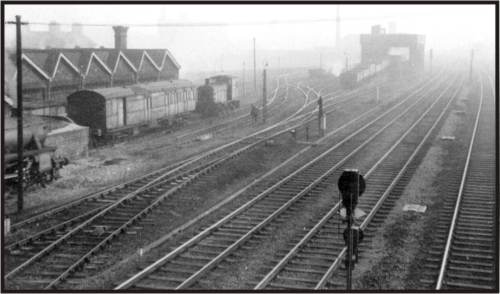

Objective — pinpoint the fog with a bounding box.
[4,4,495,74]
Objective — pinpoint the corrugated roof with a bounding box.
[146,50,165,66]
[11,48,179,84]
[123,50,143,69]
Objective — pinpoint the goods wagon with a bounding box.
[67,80,196,141]
[339,60,389,89]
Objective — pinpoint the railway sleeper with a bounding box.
[188,248,220,257]
[444,280,494,290]
[446,264,493,275]
[268,281,312,290]
[452,240,493,250]
[134,280,177,290]
[451,252,494,261]
[218,227,251,234]
[168,259,205,269]
[275,274,320,285]
[448,265,493,275]
[149,271,191,281]
[451,245,494,255]
[445,273,494,283]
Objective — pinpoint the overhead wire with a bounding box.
[3,14,408,28]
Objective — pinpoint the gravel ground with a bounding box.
[352,83,475,290]
[63,135,306,289]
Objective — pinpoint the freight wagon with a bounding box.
[67,80,197,142]
[339,60,389,89]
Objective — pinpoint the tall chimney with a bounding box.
[113,26,129,50]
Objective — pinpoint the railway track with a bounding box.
[252,75,463,290]
[4,73,377,289]
[4,71,436,290]
[173,74,289,142]
[5,76,302,237]
[5,73,367,244]
[419,73,496,290]
[113,72,452,290]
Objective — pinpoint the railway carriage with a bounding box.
[67,80,196,141]
[339,60,390,89]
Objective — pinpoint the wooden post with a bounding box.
[253,38,257,92]
[469,49,474,82]
[8,15,28,211]
[242,62,246,98]
[262,65,267,123]
[318,96,324,137]
[376,86,380,104]
[429,49,433,73]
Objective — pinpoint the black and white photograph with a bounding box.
[1,1,497,291]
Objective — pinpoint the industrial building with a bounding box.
[5,26,181,115]
[360,25,425,70]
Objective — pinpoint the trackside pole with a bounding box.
[376,86,380,104]
[262,65,267,123]
[318,96,324,137]
[7,15,27,212]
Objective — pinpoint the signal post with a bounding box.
[337,169,366,290]
[318,96,325,137]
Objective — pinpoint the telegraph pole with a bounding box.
[7,15,28,212]
[242,62,246,98]
[429,49,433,73]
[469,49,474,82]
[318,96,324,137]
[262,63,267,123]
[253,37,257,92]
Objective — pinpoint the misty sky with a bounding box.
[4,4,495,73]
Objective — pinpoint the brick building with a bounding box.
[5,26,181,115]
[360,25,425,70]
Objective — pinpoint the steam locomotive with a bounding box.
[196,75,240,117]
[4,114,68,190]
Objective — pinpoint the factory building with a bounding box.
[5,26,181,115]
[360,25,425,70]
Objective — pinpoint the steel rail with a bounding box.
[5,76,367,254]
[254,75,457,290]
[174,74,287,141]
[7,76,296,234]
[146,75,449,290]
[5,97,326,283]
[315,76,463,289]
[435,73,485,289]
[6,73,366,288]
[42,111,331,289]
[114,72,441,290]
